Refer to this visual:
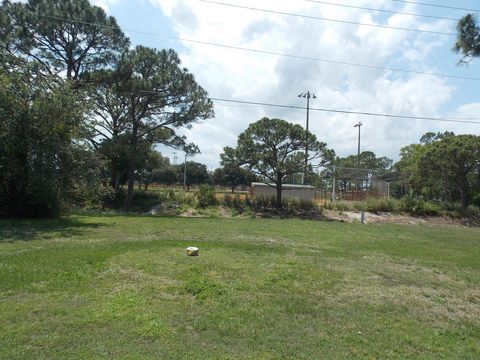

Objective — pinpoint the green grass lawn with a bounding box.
[1,215,479,359]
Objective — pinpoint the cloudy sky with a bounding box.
[93,0,480,169]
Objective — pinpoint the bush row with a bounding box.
[198,185,317,212]
[322,196,480,217]
[107,187,480,218]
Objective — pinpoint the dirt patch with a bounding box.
[323,210,476,226]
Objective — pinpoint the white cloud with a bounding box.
[91,0,119,11]
[149,0,478,167]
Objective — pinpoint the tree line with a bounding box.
[1,0,479,216]
[0,0,213,216]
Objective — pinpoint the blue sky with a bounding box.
[93,0,480,169]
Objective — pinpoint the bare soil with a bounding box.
[323,209,480,226]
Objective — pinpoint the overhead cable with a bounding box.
[37,15,480,82]
[303,0,459,22]
[208,97,480,124]
[196,0,457,36]
[390,0,480,13]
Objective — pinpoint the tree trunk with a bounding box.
[276,173,283,208]
[114,175,120,193]
[231,186,235,193]
[125,158,135,210]
[111,162,118,189]
[459,179,469,209]
[124,98,138,211]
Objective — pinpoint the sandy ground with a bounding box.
[148,204,479,227]
[323,209,480,226]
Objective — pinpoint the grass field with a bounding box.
[1,215,479,359]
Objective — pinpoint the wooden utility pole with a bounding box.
[298,91,317,184]
[354,122,362,200]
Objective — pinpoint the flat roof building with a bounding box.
[250,182,315,201]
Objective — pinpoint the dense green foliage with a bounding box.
[0,67,106,217]
[2,0,129,80]
[0,0,213,217]
[212,165,257,192]
[1,215,479,358]
[395,132,480,208]
[455,14,480,63]
[196,185,217,208]
[88,46,213,209]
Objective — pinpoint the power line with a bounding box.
[40,15,480,82]
[208,97,480,124]
[196,0,457,36]
[131,89,480,122]
[390,0,480,13]
[303,0,459,22]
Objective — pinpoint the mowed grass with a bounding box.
[0,215,479,359]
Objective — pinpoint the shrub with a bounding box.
[284,198,315,211]
[420,201,442,216]
[167,189,176,200]
[287,198,301,210]
[399,196,441,216]
[472,193,480,207]
[299,198,315,211]
[448,203,480,218]
[352,202,364,211]
[336,201,354,211]
[106,189,167,212]
[170,190,195,206]
[323,202,333,210]
[365,198,398,213]
[399,195,416,213]
[223,194,233,207]
[196,185,217,208]
[254,196,276,208]
[233,195,243,210]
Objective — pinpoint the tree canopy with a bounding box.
[213,165,257,193]
[395,133,480,208]
[89,45,214,209]
[178,162,210,191]
[224,117,334,207]
[2,0,129,80]
[0,67,100,217]
[454,14,480,63]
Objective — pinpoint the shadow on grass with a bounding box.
[0,217,106,242]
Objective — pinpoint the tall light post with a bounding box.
[354,122,363,199]
[298,91,316,184]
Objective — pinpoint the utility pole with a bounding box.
[332,164,336,203]
[354,122,362,200]
[298,91,317,185]
[173,151,177,165]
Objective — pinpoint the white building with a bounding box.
[250,182,316,201]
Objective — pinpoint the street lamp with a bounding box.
[298,91,317,184]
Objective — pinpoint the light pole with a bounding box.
[298,91,317,184]
[354,122,362,199]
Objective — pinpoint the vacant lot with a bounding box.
[0,215,479,359]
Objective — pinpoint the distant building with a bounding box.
[250,182,315,201]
